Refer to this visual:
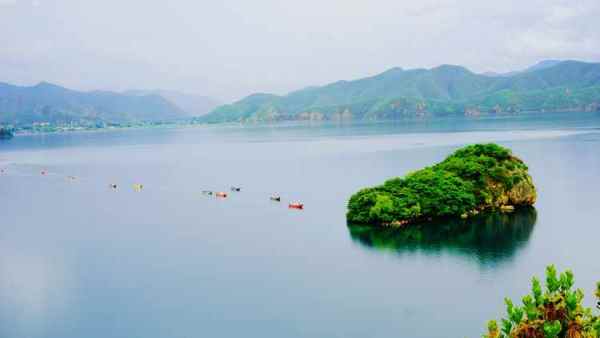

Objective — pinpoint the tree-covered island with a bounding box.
[347,143,536,227]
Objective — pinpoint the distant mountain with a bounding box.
[124,89,220,116]
[203,60,600,123]
[523,60,563,73]
[481,60,564,78]
[481,71,520,77]
[0,82,186,125]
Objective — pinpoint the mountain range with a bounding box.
[123,89,220,116]
[0,82,218,125]
[2,60,599,126]
[203,60,600,123]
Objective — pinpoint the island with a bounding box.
[0,126,14,139]
[347,143,536,227]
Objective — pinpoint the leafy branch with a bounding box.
[483,265,600,338]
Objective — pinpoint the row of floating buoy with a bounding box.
[202,190,227,197]
[13,168,306,210]
[108,183,144,191]
[203,186,304,209]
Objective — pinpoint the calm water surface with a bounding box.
[1,113,599,338]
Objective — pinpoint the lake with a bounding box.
[1,112,599,338]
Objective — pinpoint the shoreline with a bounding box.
[3,110,600,139]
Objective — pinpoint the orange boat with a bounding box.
[215,192,228,198]
[289,202,304,209]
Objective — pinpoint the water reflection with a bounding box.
[348,207,537,265]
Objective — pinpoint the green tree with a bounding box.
[483,265,600,338]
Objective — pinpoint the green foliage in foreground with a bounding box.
[346,143,536,226]
[483,266,600,338]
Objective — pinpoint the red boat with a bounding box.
[215,192,228,198]
[289,202,304,209]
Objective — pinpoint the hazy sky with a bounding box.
[1,0,600,101]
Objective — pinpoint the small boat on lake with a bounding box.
[230,186,241,192]
[133,183,144,192]
[202,190,213,196]
[215,192,228,198]
[289,202,304,209]
[270,196,281,202]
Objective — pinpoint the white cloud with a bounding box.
[504,1,600,63]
